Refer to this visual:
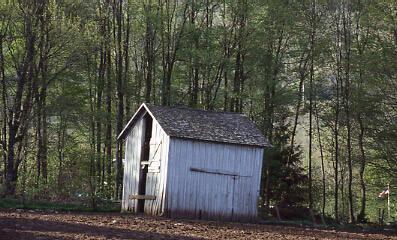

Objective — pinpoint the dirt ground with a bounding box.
[0,210,396,240]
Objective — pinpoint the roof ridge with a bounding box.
[145,103,244,116]
[119,102,271,147]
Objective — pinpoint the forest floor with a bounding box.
[0,209,396,240]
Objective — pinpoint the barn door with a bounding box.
[143,138,162,213]
[231,175,254,221]
[189,167,238,220]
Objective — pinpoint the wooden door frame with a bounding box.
[137,114,153,213]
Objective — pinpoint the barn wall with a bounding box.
[122,115,146,212]
[144,118,170,215]
[121,114,170,215]
[165,138,264,221]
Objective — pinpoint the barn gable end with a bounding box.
[121,112,170,215]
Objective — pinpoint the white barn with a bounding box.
[118,103,270,221]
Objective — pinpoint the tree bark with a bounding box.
[189,0,199,107]
[96,47,104,184]
[160,1,188,106]
[5,3,38,195]
[355,0,367,222]
[333,7,342,221]
[231,0,247,113]
[57,109,66,190]
[104,1,112,191]
[115,0,125,199]
[144,0,155,103]
[342,2,354,223]
[0,35,8,184]
[308,0,316,212]
[36,3,50,185]
[290,48,309,158]
[315,101,326,222]
[357,115,366,222]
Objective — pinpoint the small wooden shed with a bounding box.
[118,103,270,221]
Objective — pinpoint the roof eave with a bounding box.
[117,103,147,141]
[169,135,271,148]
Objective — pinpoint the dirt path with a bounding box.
[0,210,395,240]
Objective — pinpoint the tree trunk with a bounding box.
[5,3,38,196]
[104,6,112,192]
[123,2,131,114]
[35,0,49,186]
[263,83,275,207]
[333,8,342,221]
[357,116,366,222]
[115,0,124,199]
[315,102,326,222]
[57,110,66,190]
[308,0,316,212]
[343,3,354,223]
[290,49,309,158]
[231,50,241,112]
[231,1,247,113]
[355,1,367,223]
[0,35,8,184]
[160,1,188,106]
[144,0,155,103]
[88,53,96,183]
[96,47,104,184]
[105,67,112,193]
[189,0,199,107]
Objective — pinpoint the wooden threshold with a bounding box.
[129,195,156,200]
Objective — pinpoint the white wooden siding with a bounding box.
[121,113,265,221]
[121,116,146,212]
[166,138,264,221]
[121,116,170,215]
[144,118,170,215]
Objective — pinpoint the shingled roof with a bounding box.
[118,103,270,147]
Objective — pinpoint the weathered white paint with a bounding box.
[121,115,170,215]
[121,111,265,221]
[121,115,146,212]
[165,138,264,221]
[144,117,170,215]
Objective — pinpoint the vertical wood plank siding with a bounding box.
[121,113,264,221]
[122,116,170,214]
[121,116,146,212]
[166,138,264,221]
[144,118,170,215]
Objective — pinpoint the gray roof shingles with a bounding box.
[145,104,270,147]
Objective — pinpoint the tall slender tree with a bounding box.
[115,0,125,199]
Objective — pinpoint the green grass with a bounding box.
[0,198,120,212]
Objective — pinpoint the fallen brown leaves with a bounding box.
[0,210,395,240]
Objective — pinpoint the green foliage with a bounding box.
[266,117,308,206]
[0,0,395,222]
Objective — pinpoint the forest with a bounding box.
[0,0,396,225]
